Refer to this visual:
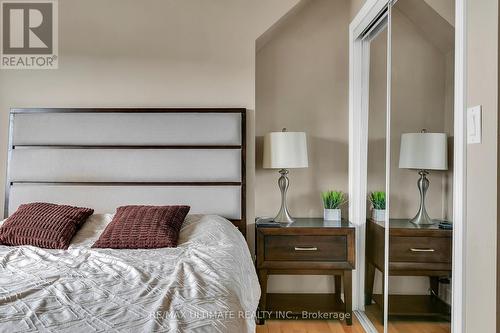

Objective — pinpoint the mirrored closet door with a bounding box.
[359,9,389,333]
[387,0,454,332]
[351,0,459,331]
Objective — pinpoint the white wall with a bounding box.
[466,0,498,331]
[0,0,300,248]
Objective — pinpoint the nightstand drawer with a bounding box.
[264,235,347,261]
[389,236,451,263]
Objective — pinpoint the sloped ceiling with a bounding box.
[256,0,309,51]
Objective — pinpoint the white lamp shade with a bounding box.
[399,133,448,170]
[263,131,308,169]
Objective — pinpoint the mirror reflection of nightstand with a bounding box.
[365,218,452,319]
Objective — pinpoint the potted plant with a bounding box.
[369,191,386,221]
[321,191,346,221]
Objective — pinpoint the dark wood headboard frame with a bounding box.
[4,108,247,238]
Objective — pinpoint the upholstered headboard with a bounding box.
[4,108,246,236]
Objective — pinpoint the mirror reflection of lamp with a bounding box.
[398,130,448,225]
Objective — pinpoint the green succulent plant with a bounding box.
[321,191,346,209]
[369,191,386,210]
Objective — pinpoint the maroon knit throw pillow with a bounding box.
[92,205,190,249]
[0,202,94,249]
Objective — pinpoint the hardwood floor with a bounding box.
[256,317,365,333]
[256,311,451,333]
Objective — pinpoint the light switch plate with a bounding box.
[467,105,482,144]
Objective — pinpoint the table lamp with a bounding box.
[263,129,308,223]
[399,130,448,225]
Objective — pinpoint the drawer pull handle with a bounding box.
[410,248,435,252]
[294,246,318,251]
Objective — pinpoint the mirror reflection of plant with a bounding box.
[369,191,386,210]
[321,191,347,209]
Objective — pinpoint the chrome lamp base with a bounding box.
[410,170,435,226]
[273,168,294,224]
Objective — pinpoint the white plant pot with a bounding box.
[324,208,341,221]
[372,209,386,221]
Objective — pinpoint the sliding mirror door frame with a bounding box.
[349,1,390,330]
[350,4,390,332]
[348,0,467,332]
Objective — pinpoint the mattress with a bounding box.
[0,214,260,333]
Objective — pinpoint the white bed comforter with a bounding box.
[0,214,260,333]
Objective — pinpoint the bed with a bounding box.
[0,108,258,333]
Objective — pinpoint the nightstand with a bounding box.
[255,218,356,325]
